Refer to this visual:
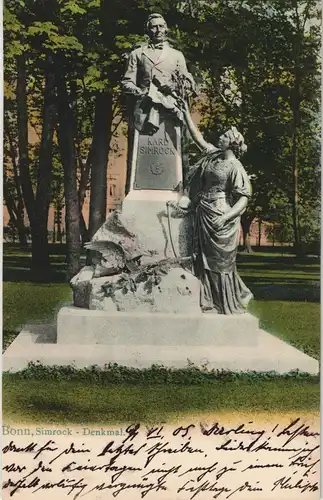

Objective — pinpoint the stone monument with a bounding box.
[2,13,318,375]
[66,12,218,315]
[120,12,197,258]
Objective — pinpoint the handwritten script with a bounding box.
[2,417,319,499]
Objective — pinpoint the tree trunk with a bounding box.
[88,92,114,239]
[291,1,303,253]
[5,119,28,247]
[77,146,91,244]
[291,71,301,252]
[16,55,35,230]
[80,212,89,244]
[56,70,81,279]
[52,211,56,244]
[77,152,91,210]
[125,119,134,197]
[31,59,56,276]
[57,205,63,244]
[241,215,254,253]
[3,175,28,247]
[257,219,262,247]
[17,224,28,247]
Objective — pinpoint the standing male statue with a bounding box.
[121,13,195,194]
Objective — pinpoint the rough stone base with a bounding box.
[3,310,319,374]
[72,267,201,313]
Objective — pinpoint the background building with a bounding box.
[4,113,272,246]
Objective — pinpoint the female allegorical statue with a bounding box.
[186,126,253,314]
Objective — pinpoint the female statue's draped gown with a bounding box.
[189,151,253,314]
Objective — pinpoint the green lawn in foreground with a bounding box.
[3,377,319,424]
[3,245,320,358]
[2,244,320,421]
[249,300,320,359]
[3,282,72,351]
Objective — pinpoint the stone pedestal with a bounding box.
[57,307,260,346]
[122,115,191,260]
[3,311,319,374]
[129,118,182,192]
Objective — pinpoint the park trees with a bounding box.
[183,0,320,251]
[4,0,57,274]
[4,0,151,277]
[3,0,321,279]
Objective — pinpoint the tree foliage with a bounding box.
[186,0,320,250]
[4,0,321,277]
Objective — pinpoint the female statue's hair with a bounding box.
[222,126,247,157]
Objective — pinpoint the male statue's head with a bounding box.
[146,13,168,44]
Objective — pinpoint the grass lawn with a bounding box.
[3,282,72,351]
[2,244,320,423]
[249,300,319,360]
[3,377,319,425]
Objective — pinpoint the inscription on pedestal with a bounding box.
[133,118,181,190]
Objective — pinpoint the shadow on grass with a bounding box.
[3,267,67,283]
[238,263,319,273]
[2,330,19,353]
[3,244,88,283]
[3,378,320,424]
[3,244,320,302]
[237,254,319,268]
[238,244,296,254]
[29,397,74,414]
[243,276,320,302]
[3,247,68,283]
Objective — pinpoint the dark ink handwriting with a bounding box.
[2,463,27,473]
[145,439,204,467]
[215,437,302,454]
[48,442,90,465]
[271,476,319,493]
[123,423,141,443]
[173,424,195,437]
[85,479,167,498]
[62,460,142,483]
[98,439,147,464]
[2,441,38,454]
[33,477,88,499]
[178,462,236,482]
[141,464,181,482]
[226,481,263,498]
[276,419,320,447]
[21,460,52,479]
[177,479,231,499]
[2,417,320,499]
[201,422,265,440]
[146,425,164,440]
[34,440,59,460]
[241,461,283,472]
[3,476,40,496]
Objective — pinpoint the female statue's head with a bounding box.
[217,126,247,157]
[146,13,168,43]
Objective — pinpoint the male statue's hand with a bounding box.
[137,88,149,97]
[159,84,172,95]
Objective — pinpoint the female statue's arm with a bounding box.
[212,195,248,230]
[212,159,251,229]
